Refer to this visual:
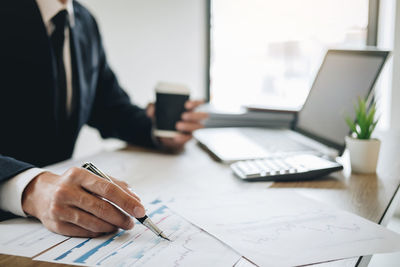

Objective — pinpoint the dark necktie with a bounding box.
[50,10,69,123]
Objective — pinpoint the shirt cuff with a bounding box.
[0,168,46,217]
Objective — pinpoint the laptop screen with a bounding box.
[295,50,389,151]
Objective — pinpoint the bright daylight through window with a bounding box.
[209,0,369,111]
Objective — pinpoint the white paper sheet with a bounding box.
[168,190,400,267]
[234,257,257,267]
[0,218,68,257]
[35,202,241,266]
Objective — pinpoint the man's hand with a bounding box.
[147,100,209,151]
[22,168,145,237]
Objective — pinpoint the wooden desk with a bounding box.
[1,131,399,267]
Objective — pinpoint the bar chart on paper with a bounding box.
[35,202,241,266]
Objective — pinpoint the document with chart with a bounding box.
[0,218,68,257]
[168,190,400,267]
[35,201,241,266]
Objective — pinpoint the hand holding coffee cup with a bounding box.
[154,82,190,137]
[147,82,208,151]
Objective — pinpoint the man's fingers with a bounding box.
[159,133,191,150]
[109,177,141,202]
[185,100,204,110]
[47,221,102,238]
[146,103,155,118]
[181,112,209,122]
[79,172,145,218]
[176,121,204,132]
[69,190,135,230]
[173,134,192,145]
[58,206,119,233]
[59,206,119,233]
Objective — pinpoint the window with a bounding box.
[209,0,370,110]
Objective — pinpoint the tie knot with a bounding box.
[51,10,69,31]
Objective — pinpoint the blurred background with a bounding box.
[211,0,370,110]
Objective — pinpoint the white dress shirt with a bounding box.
[0,0,75,217]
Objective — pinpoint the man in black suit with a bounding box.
[0,0,207,237]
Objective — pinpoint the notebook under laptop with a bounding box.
[195,49,390,163]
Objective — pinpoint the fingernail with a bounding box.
[133,206,146,218]
[182,113,188,120]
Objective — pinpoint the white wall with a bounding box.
[375,0,395,130]
[73,0,208,158]
[391,0,400,130]
[386,0,400,216]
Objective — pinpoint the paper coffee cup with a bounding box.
[154,82,190,138]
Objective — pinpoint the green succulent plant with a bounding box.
[345,97,379,140]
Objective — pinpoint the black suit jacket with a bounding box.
[0,0,155,183]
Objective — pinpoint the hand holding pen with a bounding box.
[22,164,168,239]
[82,163,170,240]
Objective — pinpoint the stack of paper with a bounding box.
[1,192,400,266]
[168,191,400,266]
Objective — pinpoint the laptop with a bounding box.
[195,49,390,163]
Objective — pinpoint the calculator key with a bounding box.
[237,161,252,172]
[273,159,289,170]
[264,160,279,171]
[254,160,269,172]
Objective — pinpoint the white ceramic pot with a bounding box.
[345,136,381,173]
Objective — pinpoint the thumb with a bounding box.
[146,103,155,118]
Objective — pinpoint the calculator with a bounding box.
[231,154,343,181]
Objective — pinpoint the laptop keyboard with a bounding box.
[194,127,324,162]
[236,128,315,153]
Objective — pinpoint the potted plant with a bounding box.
[345,97,380,173]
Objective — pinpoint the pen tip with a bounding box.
[160,233,171,241]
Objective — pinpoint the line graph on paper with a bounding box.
[34,203,240,267]
[167,191,400,267]
[216,209,362,244]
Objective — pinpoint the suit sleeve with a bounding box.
[87,21,156,148]
[0,155,34,182]
[0,155,34,218]
[0,168,45,217]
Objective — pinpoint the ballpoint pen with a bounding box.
[82,162,170,241]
